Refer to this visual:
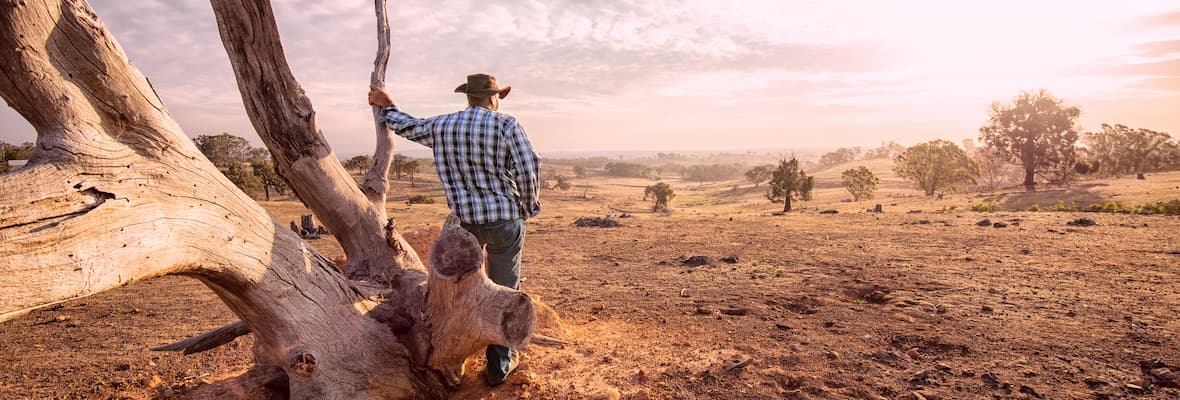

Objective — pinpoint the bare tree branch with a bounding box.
[361,0,396,212]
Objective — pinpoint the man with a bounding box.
[368,73,541,386]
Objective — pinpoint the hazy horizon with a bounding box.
[1,1,1178,155]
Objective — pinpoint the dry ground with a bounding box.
[2,166,1178,400]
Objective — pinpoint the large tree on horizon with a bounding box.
[979,89,1081,192]
[767,158,813,212]
[894,139,978,196]
[1083,123,1176,178]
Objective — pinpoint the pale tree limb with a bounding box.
[209,0,421,285]
[361,0,396,212]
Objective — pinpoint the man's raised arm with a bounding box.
[368,85,434,147]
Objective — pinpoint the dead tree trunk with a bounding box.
[0,1,536,398]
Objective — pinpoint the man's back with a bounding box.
[382,105,541,225]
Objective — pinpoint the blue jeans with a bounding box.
[460,218,525,377]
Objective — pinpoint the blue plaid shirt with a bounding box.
[382,105,541,224]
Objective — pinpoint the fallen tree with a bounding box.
[0,0,543,398]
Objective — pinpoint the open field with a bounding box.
[2,166,1178,399]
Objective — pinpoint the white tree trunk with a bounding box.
[0,1,537,398]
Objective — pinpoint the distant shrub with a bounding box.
[971,202,1000,212]
[1139,199,1180,215]
[1085,201,1134,214]
[1045,201,1078,212]
[604,162,653,178]
[407,195,434,205]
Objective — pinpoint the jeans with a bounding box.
[460,218,525,377]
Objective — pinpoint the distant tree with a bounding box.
[684,163,741,184]
[818,147,862,168]
[343,155,373,172]
[644,182,675,212]
[604,162,653,178]
[744,165,774,187]
[840,166,879,201]
[251,160,288,201]
[863,141,906,159]
[194,133,255,168]
[767,158,814,213]
[1083,123,1176,178]
[573,165,587,178]
[401,158,421,186]
[979,90,1081,191]
[391,154,411,178]
[963,139,1020,192]
[2,141,35,161]
[654,163,686,178]
[894,139,978,196]
[223,162,263,197]
[554,175,572,191]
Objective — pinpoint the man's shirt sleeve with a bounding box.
[505,119,542,218]
[381,105,435,148]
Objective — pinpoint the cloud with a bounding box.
[3,1,1180,153]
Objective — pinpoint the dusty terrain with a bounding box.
[2,164,1178,399]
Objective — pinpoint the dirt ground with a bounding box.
[2,166,1178,399]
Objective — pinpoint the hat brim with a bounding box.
[454,84,511,99]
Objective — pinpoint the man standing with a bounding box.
[368,73,541,386]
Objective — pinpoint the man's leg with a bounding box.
[461,219,525,385]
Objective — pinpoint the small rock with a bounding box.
[1020,249,1031,255]
[980,305,994,314]
[694,307,712,315]
[976,219,992,226]
[720,255,740,264]
[720,307,749,316]
[147,375,163,388]
[1066,218,1096,227]
[906,348,921,359]
[1019,384,1042,398]
[1124,383,1144,393]
[1083,376,1108,388]
[825,351,840,360]
[866,290,889,304]
[992,222,1008,228]
[681,256,714,267]
[819,209,839,214]
[114,363,130,372]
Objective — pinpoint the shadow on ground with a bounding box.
[984,183,1109,210]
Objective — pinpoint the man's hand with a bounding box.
[368,85,394,108]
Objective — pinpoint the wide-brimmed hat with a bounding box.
[454,73,511,99]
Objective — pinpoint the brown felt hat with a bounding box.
[454,73,511,99]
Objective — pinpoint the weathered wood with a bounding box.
[420,217,536,385]
[361,0,396,211]
[1,1,543,398]
[152,320,251,354]
[209,0,421,285]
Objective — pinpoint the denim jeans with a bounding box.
[460,218,525,377]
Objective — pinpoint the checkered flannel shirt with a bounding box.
[381,105,541,224]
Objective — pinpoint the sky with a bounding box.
[1,0,1179,156]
